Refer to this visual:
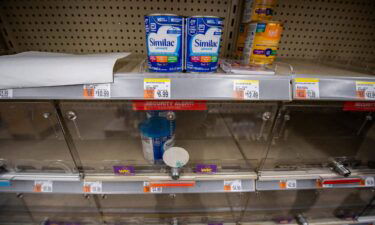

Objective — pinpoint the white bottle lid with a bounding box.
[163,147,189,168]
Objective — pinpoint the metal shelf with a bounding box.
[1,169,374,194]
[256,169,375,191]
[277,59,375,101]
[1,58,375,101]
[0,172,256,194]
[3,70,291,102]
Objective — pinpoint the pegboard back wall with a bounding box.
[0,0,374,62]
[273,0,375,62]
[0,0,240,56]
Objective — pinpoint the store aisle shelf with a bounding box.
[1,57,375,101]
[0,172,256,194]
[1,169,374,194]
[257,169,375,191]
[280,59,375,101]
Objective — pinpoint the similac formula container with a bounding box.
[243,21,282,65]
[139,116,175,164]
[144,14,184,72]
[185,16,224,73]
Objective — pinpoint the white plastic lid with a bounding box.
[163,147,189,168]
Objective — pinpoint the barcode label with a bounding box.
[0,89,13,99]
[83,84,111,99]
[233,80,259,100]
[83,181,102,193]
[286,180,297,189]
[34,181,53,192]
[143,182,163,193]
[144,79,171,99]
[365,177,375,187]
[224,180,242,192]
[294,78,320,99]
[356,82,375,100]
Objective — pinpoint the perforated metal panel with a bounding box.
[273,0,375,62]
[0,0,240,56]
[0,0,374,61]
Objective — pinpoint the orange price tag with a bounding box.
[233,80,259,100]
[83,181,102,193]
[144,79,171,99]
[294,78,319,99]
[34,181,53,192]
[83,84,111,99]
[224,180,242,192]
[143,182,162,193]
[356,82,375,100]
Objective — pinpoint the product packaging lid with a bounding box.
[139,116,174,138]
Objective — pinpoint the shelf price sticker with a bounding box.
[294,78,320,99]
[233,80,259,100]
[224,180,242,192]
[83,181,102,193]
[0,89,13,99]
[364,177,375,187]
[356,81,375,100]
[143,182,162,193]
[34,181,53,192]
[144,78,171,99]
[83,84,111,99]
[279,180,297,189]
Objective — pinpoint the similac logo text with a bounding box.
[194,40,218,48]
[191,27,221,54]
[150,38,175,47]
[148,26,180,54]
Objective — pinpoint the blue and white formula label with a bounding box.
[185,16,224,72]
[144,14,184,72]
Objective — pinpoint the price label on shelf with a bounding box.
[34,181,53,192]
[286,180,297,189]
[83,181,102,193]
[83,84,111,99]
[150,186,163,193]
[233,80,259,100]
[356,81,375,100]
[143,182,162,193]
[365,177,375,187]
[144,78,171,99]
[224,180,242,192]
[0,89,13,99]
[279,180,297,189]
[294,78,320,99]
